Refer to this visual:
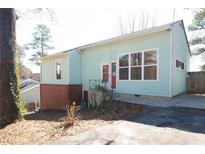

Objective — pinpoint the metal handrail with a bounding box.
[88,79,120,99]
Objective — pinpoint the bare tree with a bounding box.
[116,9,156,35]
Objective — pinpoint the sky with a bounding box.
[16,8,203,73]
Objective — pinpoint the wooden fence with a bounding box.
[187,72,205,94]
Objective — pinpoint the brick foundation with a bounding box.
[40,84,82,110]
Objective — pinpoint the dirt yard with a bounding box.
[0,101,144,145]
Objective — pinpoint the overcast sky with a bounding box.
[16,8,203,73]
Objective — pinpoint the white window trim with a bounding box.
[55,60,62,80]
[118,48,159,81]
[176,58,185,72]
[118,53,129,81]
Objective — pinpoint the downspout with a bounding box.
[77,49,84,101]
[39,61,42,109]
[169,8,176,98]
[169,24,174,97]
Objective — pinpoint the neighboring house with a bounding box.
[40,20,191,110]
[20,64,40,82]
[30,73,40,82]
[20,79,40,104]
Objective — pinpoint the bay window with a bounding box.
[118,49,158,81]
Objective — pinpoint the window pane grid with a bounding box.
[118,50,157,81]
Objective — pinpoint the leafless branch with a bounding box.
[116,9,156,35]
[16,8,57,23]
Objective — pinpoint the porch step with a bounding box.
[112,93,172,108]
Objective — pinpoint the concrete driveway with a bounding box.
[114,94,205,109]
[52,106,205,145]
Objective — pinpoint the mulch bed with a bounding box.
[0,101,145,145]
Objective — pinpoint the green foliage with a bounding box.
[26,24,54,65]
[16,101,27,120]
[192,47,205,55]
[29,51,48,65]
[89,80,113,109]
[188,9,205,31]
[14,54,26,120]
[94,83,106,91]
[188,9,205,56]
[201,64,205,71]
[190,36,205,45]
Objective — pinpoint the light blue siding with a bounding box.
[41,50,82,85]
[172,22,190,96]
[81,30,171,97]
[41,55,69,85]
[41,21,190,98]
[68,50,82,84]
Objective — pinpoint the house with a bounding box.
[40,20,191,110]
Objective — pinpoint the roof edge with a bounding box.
[40,20,187,60]
[39,51,69,60]
[78,24,171,50]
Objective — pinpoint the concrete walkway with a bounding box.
[113,94,205,109]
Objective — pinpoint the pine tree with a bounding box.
[28,24,54,65]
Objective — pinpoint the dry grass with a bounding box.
[64,101,80,127]
[0,101,144,145]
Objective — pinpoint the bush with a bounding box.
[17,100,27,120]
[64,100,80,128]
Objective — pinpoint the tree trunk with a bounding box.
[0,8,19,127]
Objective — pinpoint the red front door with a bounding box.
[111,62,116,89]
[102,64,109,81]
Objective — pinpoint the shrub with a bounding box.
[16,100,27,120]
[64,100,80,128]
[88,80,113,108]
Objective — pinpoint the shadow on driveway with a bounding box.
[126,106,205,134]
[24,95,205,135]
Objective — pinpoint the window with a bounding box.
[176,59,184,71]
[56,63,61,79]
[119,54,129,80]
[130,53,142,80]
[102,65,109,81]
[144,51,157,80]
[144,66,157,80]
[118,49,158,81]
